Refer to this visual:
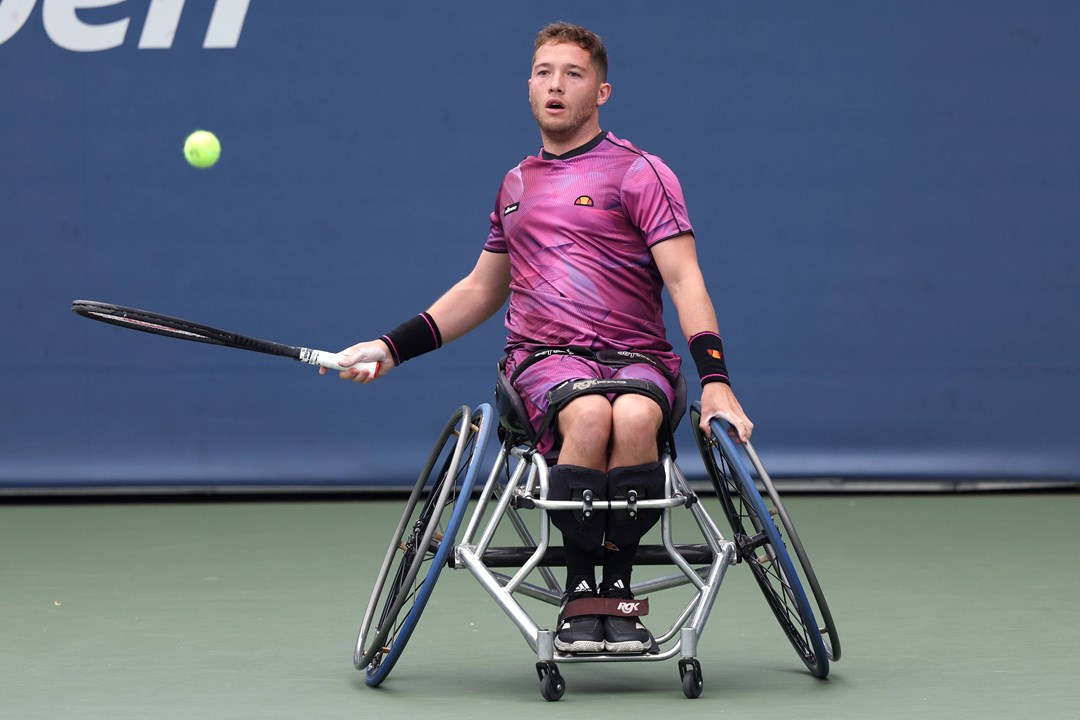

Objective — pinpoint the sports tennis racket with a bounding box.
[72,300,379,375]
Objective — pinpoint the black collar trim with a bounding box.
[540,130,607,160]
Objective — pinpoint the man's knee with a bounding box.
[610,394,665,462]
[614,393,663,432]
[557,395,613,457]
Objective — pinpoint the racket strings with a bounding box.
[87,311,207,340]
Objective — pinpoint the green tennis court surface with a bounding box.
[2,494,1077,719]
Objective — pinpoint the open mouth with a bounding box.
[546,99,565,110]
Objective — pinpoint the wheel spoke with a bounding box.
[357,405,493,687]
[691,405,829,678]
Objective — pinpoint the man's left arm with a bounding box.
[652,233,754,442]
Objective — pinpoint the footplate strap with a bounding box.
[559,596,650,623]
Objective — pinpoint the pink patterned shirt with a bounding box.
[484,131,693,377]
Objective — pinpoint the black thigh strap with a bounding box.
[535,378,674,455]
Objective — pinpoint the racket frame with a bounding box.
[72,300,378,374]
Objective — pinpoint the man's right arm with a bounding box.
[327,250,511,383]
[426,250,512,344]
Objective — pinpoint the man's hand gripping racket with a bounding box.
[319,341,393,384]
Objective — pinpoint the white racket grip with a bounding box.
[301,348,380,376]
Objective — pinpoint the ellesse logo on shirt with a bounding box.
[503,202,520,216]
[573,195,594,207]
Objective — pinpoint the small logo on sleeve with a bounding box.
[503,202,520,216]
[573,195,594,207]
[707,349,724,359]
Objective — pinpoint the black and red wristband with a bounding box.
[688,331,731,387]
[380,312,443,365]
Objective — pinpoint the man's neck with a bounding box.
[540,130,607,161]
[540,123,603,157]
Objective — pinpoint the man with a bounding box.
[325,22,753,654]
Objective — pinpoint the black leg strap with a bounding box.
[605,462,666,547]
[547,465,607,554]
[536,378,675,457]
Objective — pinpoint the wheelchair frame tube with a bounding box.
[458,443,509,546]
[475,453,534,556]
[456,543,542,653]
[505,454,553,593]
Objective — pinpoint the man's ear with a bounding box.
[596,82,612,106]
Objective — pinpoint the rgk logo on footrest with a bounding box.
[615,602,641,615]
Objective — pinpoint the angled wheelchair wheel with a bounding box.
[742,440,841,661]
[690,404,830,679]
[355,403,493,686]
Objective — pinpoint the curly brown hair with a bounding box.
[534,22,608,82]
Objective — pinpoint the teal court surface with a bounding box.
[2,493,1078,720]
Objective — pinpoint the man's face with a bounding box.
[529,41,610,140]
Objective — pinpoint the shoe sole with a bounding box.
[554,639,606,653]
[604,640,649,653]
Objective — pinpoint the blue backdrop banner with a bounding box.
[2,1,1078,490]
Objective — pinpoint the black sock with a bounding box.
[564,542,597,596]
[601,541,640,594]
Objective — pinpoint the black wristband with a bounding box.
[688,332,731,387]
[380,312,442,365]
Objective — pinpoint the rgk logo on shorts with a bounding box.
[0,0,251,51]
[616,602,640,614]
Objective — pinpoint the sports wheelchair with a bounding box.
[354,367,840,700]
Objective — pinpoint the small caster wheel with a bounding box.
[536,661,565,701]
[679,658,703,699]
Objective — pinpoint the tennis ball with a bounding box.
[184,130,221,169]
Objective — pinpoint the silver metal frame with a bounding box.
[453,437,738,666]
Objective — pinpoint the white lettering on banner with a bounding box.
[0,0,250,50]
[0,0,37,45]
[615,602,640,614]
[139,0,185,49]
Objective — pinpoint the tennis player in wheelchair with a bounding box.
[324,22,753,655]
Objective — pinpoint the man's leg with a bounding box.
[549,396,612,653]
[602,394,666,652]
[555,394,613,470]
[608,393,664,468]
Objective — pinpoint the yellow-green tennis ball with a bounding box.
[184,130,221,169]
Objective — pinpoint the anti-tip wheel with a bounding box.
[679,658,703,699]
[537,662,565,701]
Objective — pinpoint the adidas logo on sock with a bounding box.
[573,579,593,594]
[611,579,626,590]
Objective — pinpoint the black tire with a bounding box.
[354,404,493,685]
[691,404,830,679]
[539,665,565,701]
[679,659,703,699]
[753,461,841,661]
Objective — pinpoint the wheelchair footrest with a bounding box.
[451,544,714,568]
